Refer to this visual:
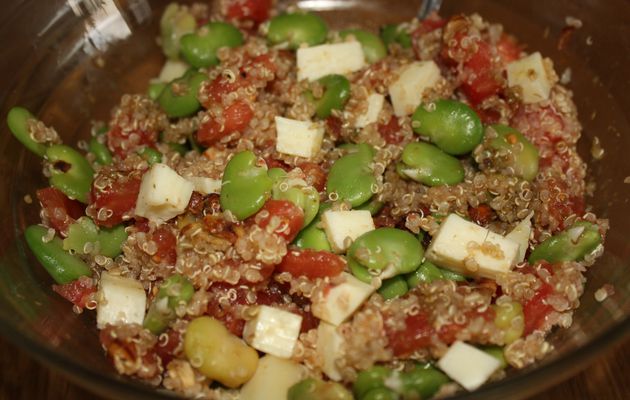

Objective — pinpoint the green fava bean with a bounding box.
[160,3,196,59]
[294,223,331,251]
[489,124,539,182]
[481,346,508,369]
[340,29,387,63]
[440,268,467,282]
[378,276,408,300]
[46,145,94,204]
[399,141,464,186]
[158,71,208,118]
[314,74,351,119]
[220,151,273,220]
[349,228,424,276]
[406,261,444,287]
[412,99,483,155]
[7,107,47,156]
[381,24,412,49]
[354,365,392,398]
[529,221,602,264]
[288,378,353,400]
[98,224,128,258]
[147,82,167,100]
[144,274,194,334]
[357,198,385,216]
[138,147,163,165]
[270,168,320,227]
[180,22,243,68]
[24,225,92,284]
[327,143,376,207]
[348,257,373,284]
[401,364,450,399]
[362,388,398,400]
[267,13,328,49]
[63,217,99,255]
[89,136,112,165]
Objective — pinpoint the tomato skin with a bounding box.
[197,100,253,146]
[226,0,272,24]
[52,276,96,308]
[298,162,327,192]
[523,282,554,335]
[106,126,156,159]
[36,187,85,236]
[89,174,142,228]
[460,40,503,105]
[255,200,304,242]
[151,226,177,265]
[468,204,495,226]
[155,329,181,365]
[386,311,434,356]
[378,115,403,145]
[278,249,346,279]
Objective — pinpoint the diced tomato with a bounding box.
[265,157,291,172]
[411,14,446,57]
[226,0,272,25]
[106,126,157,159]
[385,311,434,356]
[298,162,327,192]
[52,276,96,309]
[255,200,304,242]
[522,282,554,335]
[197,100,254,146]
[89,173,142,228]
[36,187,85,236]
[378,115,403,145]
[539,178,585,230]
[325,116,343,141]
[460,40,503,105]
[150,226,177,265]
[468,204,495,226]
[278,249,346,279]
[155,329,181,365]
[373,205,397,228]
[497,34,522,64]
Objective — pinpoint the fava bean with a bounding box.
[406,260,467,288]
[326,143,376,207]
[357,198,385,216]
[314,74,351,119]
[380,24,412,49]
[288,378,353,400]
[144,274,194,334]
[398,141,464,187]
[494,301,524,344]
[180,22,244,68]
[488,124,539,182]
[138,147,163,165]
[184,316,258,388]
[97,224,128,258]
[267,13,328,49]
[24,225,92,284]
[362,388,398,400]
[481,346,508,369]
[378,275,408,299]
[147,82,167,100]
[529,221,602,264]
[412,100,483,155]
[340,29,387,63]
[157,71,209,118]
[401,364,450,399]
[353,366,392,398]
[270,168,320,227]
[7,107,47,156]
[46,145,94,204]
[294,203,332,251]
[220,151,273,220]
[63,217,128,258]
[160,3,196,59]
[89,136,112,165]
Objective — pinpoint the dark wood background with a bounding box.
[0,335,628,399]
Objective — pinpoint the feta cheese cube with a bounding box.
[321,210,375,253]
[155,59,189,83]
[425,214,520,280]
[275,116,324,159]
[505,212,533,263]
[96,272,146,329]
[187,176,222,195]
[354,93,385,128]
[312,273,376,325]
[297,41,366,81]
[240,356,306,400]
[437,341,501,391]
[507,52,553,104]
[388,61,442,116]
[243,305,303,359]
[317,322,345,381]
[135,163,194,223]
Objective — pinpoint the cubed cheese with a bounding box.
[135,163,194,223]
[354,93,385,128]
[240,356,306,400]
[275,116,324,159]
[505,212,533,263]
[312,273,376,325]
[297,41,366,81]
[96,272,146,329]
[437,341,501,391]
[317,322,345,381]
[388,61,442,116]
[187,176,222,195]
[506,52,553,104]
[321,210,375,253]
[425,214,519,279]
[155,59,189,83]
[243,305,303,358]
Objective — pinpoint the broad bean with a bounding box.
[494,301,524,344]
[528,221,602,264]
[144,274,194,334]
[160,3,196,59]
[482,346,508,369]
[378,276,409,299]
[380,24,412,49]
[7,107,47,156]
[63,217,127,258]
[362,388,398,400]
[340,29,387,63]
[147,82,167,100]
[270,168,319,227]
[138,147,163,165]
[220,151,273,220]
[89,136,112,165]
[398,141,465,186]
[326,143,376,207]
[288,378,353,400]
[267,13,328,49]
[46,145,94,203]
[157,71,209,118]
[180,22,243,68]
[400,364,450,400]
[489,124,539,181]
[356,198,385,216]
[294,203,332,251]
[406,260,467,288]
[353,366,392,398]
[313,74,351,119]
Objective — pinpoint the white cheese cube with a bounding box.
[96,272,146,329]
[437,341,501,391]
[505,212,533,263]
[275,116,324,159]
[388,61,442,116]
[240,356,306,400]
[425,214,519,280]
[135,163,194,223]
[297,41,366,82]
[187,176,222,195]
[507,52,553,104]
[312,273,376,326]
[354,93,385,128]
[155,59,189,83]
[321,210,375,253]
[317,322,345,381]
[243,305,303,359]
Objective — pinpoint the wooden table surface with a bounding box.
[0,335,628,399]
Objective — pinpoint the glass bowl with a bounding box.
[0,0,628,399]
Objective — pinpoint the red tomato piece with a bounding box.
[497,34,521,64]
[298,162,327,192]
[106,126,157,159]
[226,0,272,24]
[278,249,346,279]
[36,187,85,236]
[378,115,403,145]
[155,329,181,366]
[52,276,96,309]
[150,226,177,265]
[325,116,342,141]
[523,282,554,335]
[89,174,142,228]
[265,157,291,172]
[385,311,434,356]
[460,40,503,105]
[468,204,495,226]
[256,200,304,242]
[197,100,253,146]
